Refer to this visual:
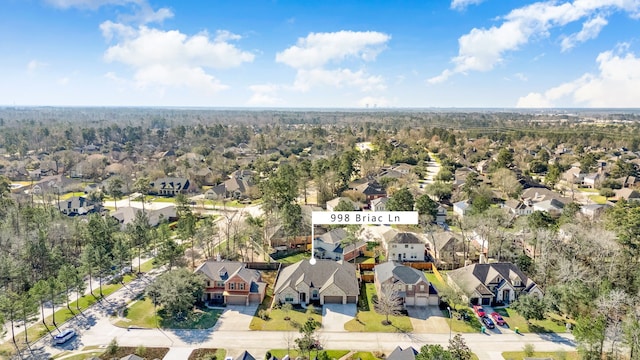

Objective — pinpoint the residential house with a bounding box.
[453,200,470,217]
[502,199,533,216]
[56,196,100,216]
[370,197,389,212]
[273,259,359,305]
[33,174,75,194]
[235,351,256,360]
[617,175,637,188]
[385,232,426,262]
[195,260,266,305]
[387,347,418,360]
[429,231,464,269]
[583,172,602,189]
[580,203,612,219]
[314,227,366,262]
[111,205,177,228]
[436,205,447,224]
[374,261,439,306]
[447,262,543,306]
[614,188,640,202]
[476,160,491,174]
[326,197,361,212]
[532,199,565,216]
[562,166,585,185]
[204,185,227,200]
[149,177,192,196]
[353,180,386,202]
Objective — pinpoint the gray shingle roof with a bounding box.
[448,262,537,297]
[274,259,358,296]
[375,261,427,285]
[390,232,423,244]
[387,346,418,360]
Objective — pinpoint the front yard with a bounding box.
[502,351,579,360]
[114,297,222,329]
[494,308,570,333]
[269,349,350,360]
[344,283,413,332]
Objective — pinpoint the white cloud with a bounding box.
[276,30,390,69]
[358,96,391,108]
[430,0,640,83]
[451,0,485,11]
[46,0,173,24]
[517,47,640,107]
[293,68,385,92]
[58,77,70,85]
[514,72,528,81]
[27,60,48,75]
[561,16,608,51]
[102,23,254,93]
[247,84,283,106]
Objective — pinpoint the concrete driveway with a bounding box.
[321,304,356,332]
[213,305,259,331]
[406,306,450,334]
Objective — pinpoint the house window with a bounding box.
[407,285,413,291]
[420,285,424,291]
[216,281,224,287]
[403,253,406,258]
[405,244,409,248]
[285,295,294,302]
[239,283,245,290]
[312,290,319,299]
[392,244,397,248]
[229,283,235,290]
[206,281,210,287]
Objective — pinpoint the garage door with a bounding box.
[428,295,439,306]
[415,297,428,306]
[226,296,247,305]
[481,298,491,305]
[323,296,343,304]
[405,297,415,306]
[346,296,357,304]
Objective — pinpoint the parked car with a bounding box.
[490,312,506,326]
[481,316,495,329]
[473,305,486,317]
[52,329,76,345]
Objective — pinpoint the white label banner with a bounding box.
[312,211,419,225]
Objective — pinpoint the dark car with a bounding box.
[490,312,506,326]
[482,316,495,329]
[473,305,486,317]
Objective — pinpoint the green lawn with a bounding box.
[349,352,381,360]
[269,349,350,360]
[250,305,322,331]
[494,308,569,333]
[276,251,311,264]
[114,297,161,328]
[425,271,445,291]
[159,308,222,329]
[588,195,607,204]
[344,283,413,333]
[502,351,579,360]
[442,308,482,333]
[0,269,150,356]
[60,192,86,200]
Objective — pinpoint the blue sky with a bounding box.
[1,0,640,108]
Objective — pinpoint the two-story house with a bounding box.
[374,261,439,307]
[314,227,366,262]
[385,232,426,262]
[446,262,543,306]
[149,177,192,196]
[194,261,267,306]
[57,196,100,216]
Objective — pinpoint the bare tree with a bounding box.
[374,284,403,325]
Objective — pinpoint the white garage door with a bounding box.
[415,297,428,306]
[405,297,415,306]
[428,295,440,306]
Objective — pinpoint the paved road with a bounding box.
[17,274,576,360]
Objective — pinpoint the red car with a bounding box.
[490,312,506,326]
[473,305,486,317]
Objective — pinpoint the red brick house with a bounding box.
[195,261,267,306]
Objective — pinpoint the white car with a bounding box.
[52,329,76,345]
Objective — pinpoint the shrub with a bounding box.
[106,338,119,356]
[258,309,270,320]
[523,344,535,357]
[136,345,147,356]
